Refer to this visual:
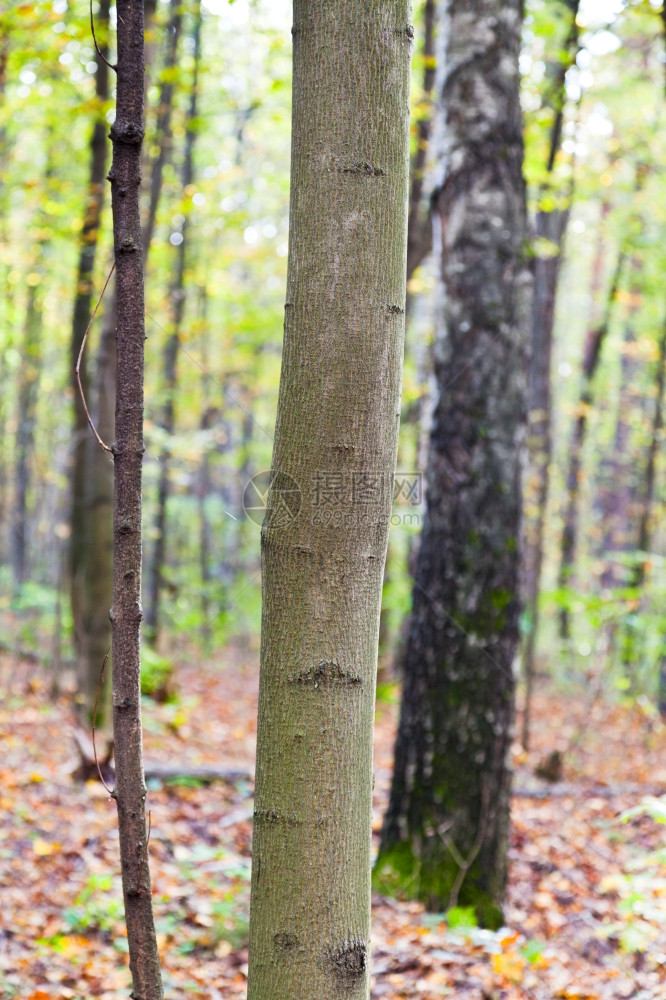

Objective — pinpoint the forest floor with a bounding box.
[2,646,666,1000]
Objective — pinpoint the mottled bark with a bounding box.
[145,1,202,642]
[70,0,111,721]
[247,4,411,999]
[109,1,163,995]
[376,0,530,927]
[557,248,624,639]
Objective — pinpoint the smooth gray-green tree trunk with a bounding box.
[375,0,530,928]
[246,4,411,999]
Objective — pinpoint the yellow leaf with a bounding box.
[33,838,59,856]
[491,949,525,983]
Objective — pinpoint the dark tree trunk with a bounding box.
[70,0,111,721]
[76,300,116,726]
[557,249,624,638]
[375,0,530,928]
[145,1,202,642]
[626,319,666,691]
[143,0,181,263]
[69,0,164,726]
[520,205,568,730]
[12,283,43,588]
[108,1,163,994]
[597,258,644,592]
[519,0,580,747]
[406,0,436,282]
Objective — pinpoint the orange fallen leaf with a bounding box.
[33,838,60,856]
[491,949,525,983]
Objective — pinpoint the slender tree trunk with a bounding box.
[12,282,43,588]
[520,0,580,747]
[70,0,111,721]
[406,0,436,282]
[109,2,163,995]
[625,318,666,690]
[76,299,116,725]
[598,259,644,591]
[198,404,215,650]
[246,5,411,998]
[556,248,624,638]
[143,0,181,264]
[520,205,568,723]
[70,0,162,726]
[376,0,530,928]
[145,1,202,642]
[196,286,213,647]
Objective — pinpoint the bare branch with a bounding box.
[90,0,117,72]
[91,649,115,796]
[75,263,115,454]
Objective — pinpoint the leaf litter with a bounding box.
[2,652,666,998]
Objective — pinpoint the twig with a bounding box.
[91,648,115,796]
[439,778,492,910]
[76,263,115,454]
[90,0,117,72]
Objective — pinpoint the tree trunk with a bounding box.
[597,259,644,591]
[519,0,580,747]
[69,0,163,726]
[75,299,116,725]
[145,1,202,642]
[406,0,436,282]
[556,247,624,638]
[143,0,181,264]
[626,318,666,690]
[12,282,43,588]
[246,4,411,998]
[375,0,530,928]
[70,0,111,721]
[109,1,163,995]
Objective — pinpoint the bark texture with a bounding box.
[109,2,163,996]
[247,4,411,999]
[69,0,161,727]
[375,0,530,927]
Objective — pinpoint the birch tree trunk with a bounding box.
[376,0,530,928]
[109,1,163,995]
[246,4,411,999]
